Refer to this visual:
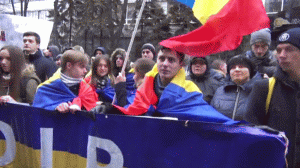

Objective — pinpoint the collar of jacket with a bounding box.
[189,69,210,82]
[273,65,299,89]
[28,49,43,62]
[224,78,254,93]
[247,50,272,64]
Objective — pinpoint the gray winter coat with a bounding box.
[211,78,255,121]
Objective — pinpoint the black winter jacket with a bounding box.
[186,69,224,104]
[245,50,277,77]
[244,66,300,168]
[27,49,58,82]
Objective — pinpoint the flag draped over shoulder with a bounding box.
[33,73,98,111]
[84,76,115,103]
[160,0,270,57]
[114,64,234,123]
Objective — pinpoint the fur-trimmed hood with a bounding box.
[22,64,41,83]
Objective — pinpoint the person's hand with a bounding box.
[0,95,17,105]
[55,102,70,113]
[263,73,269,79]
[69,104,81,114]
[115,72,126,84]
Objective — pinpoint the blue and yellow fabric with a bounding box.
[115,64,233,123]
[33,72,98,111]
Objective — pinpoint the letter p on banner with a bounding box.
[86,136,124,168]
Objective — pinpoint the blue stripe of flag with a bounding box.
[176,0,195,8]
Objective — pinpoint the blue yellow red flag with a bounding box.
[161,0,270,57]
[177,0,230,24]
[33,73,98,111]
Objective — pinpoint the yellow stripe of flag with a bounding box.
[193,0,230,24]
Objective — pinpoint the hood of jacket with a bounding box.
[188,57,210,81]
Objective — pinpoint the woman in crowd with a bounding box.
[0,45,40,104]
[186,57,224,104]
[210,55,256,121]
[85,54,115,104]
[110,48,135,92]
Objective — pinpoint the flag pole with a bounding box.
[121,0,147,73]
[112,0,147,104]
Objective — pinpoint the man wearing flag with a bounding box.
[103,46,232,123]
[32,50,98,113]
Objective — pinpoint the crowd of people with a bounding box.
[0,26,300,167]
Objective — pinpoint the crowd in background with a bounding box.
[0,26,300,167]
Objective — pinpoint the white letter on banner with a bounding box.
[0,121,16,166]
[40,128,53,168]
[86,136,124,168]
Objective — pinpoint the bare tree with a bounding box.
[10,0,16,15]
[8,0,29,16]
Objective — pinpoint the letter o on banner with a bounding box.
[87,136,124,168]
[0,121,16,166]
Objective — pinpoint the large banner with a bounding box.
[0,104,287,167]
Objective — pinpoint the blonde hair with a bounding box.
[61,50,88,72]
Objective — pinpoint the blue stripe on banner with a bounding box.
[0,103,287,167]
[176,0,195,8]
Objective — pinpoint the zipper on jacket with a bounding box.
[232,86,241,120]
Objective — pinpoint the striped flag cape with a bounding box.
[32,72,98,111]
[114,64,234,123]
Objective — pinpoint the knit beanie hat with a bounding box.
[141,43,156,56]
[277,27,300,50]
[227,55,255,78]
[250,28,271,46]
[94,47,107,56]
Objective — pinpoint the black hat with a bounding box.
[190,57,208,66]
[277,27,300,50]
[227,55,255,78]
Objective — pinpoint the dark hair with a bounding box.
[110,48,131,77]
[0,45,25,100]
[91,54,115,85]
[210,59,226,71]
[134,58,155,78]
[227,55,255,78]
[23,31,40,44]
[157,46,185,63]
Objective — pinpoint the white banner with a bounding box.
[0,14,53,49]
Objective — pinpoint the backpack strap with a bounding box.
[266,77,276,114]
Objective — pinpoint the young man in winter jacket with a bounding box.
[244,28,277,78]
[23,32,57,82]
[244,28,300,168]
